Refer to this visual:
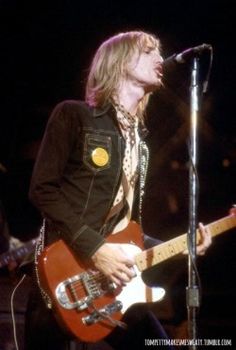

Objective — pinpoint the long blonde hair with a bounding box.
[85,31,161,119]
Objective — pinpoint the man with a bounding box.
[25,31,211,349]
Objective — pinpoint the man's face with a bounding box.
[126,47,163,92]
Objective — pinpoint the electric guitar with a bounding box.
[37,208,236,342]
[0,238,38,269]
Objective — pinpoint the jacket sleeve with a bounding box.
[29,102,105,259]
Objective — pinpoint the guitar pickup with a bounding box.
[55,270,109,310]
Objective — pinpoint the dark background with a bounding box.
[0,0,235,346]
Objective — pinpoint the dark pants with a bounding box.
[24,286,70,350]
[24,282,174,350]
[106,304,174,350]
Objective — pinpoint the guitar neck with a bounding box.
[135,214,236,272]
[0,239,37,269]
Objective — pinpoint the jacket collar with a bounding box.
[92,103,113,117]
[92,103,149,139]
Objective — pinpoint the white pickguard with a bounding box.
[117,243,165,313]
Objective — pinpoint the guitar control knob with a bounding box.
[82,300,123,325]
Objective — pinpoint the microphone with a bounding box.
[163,43,212,68]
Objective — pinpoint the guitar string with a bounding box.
[65,239,189,296]
[70,273,110,291]
[66,274,106,289]
[68,216,235,295]
[64,248,174,295]
[65,219,235,295]
[66,273,116,297]
[58,216,236,300]
[66,243,186,297]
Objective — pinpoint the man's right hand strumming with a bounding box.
[91,243,135,286]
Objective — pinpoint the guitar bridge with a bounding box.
[55,270,114,310]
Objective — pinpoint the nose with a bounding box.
[159,54,164,64]
[154,52,163,65]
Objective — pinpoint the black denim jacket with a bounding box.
[29,100,149,259]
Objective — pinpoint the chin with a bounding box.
[145,82,162,93]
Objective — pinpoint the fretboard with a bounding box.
[0,238,37,268]
[135,214,236,272]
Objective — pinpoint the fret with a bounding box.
[0,238,37,269]
[135,212,235,272]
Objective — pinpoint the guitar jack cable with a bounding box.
[10,273,27,350]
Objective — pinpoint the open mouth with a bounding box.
[155,65,163,78]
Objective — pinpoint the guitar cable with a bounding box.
[10,275,127,349]
[10,273,27,350]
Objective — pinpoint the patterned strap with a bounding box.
[138,141,149,227]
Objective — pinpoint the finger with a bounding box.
[196,243,207,255]
[183,245,206,255]
[119,256,135,267]
[199,222,212,246]
[197,235,211,254]
[110,274,124,286]
[122,265,136,279]
[118,246,135,266]
[116,270,131,283]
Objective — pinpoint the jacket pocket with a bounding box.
[83,133,112,172]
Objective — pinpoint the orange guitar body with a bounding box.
[37,221,145,343]
[37,209,236,343]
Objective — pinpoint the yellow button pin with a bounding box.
[91,147,109,167]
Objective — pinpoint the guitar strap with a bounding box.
[138,140,149,228]
[104,172,128,224]
[34,219,52,308]
[103,140,149,230]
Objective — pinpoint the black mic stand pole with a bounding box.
[187,56,200,349]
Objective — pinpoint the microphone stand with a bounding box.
[187,56,200,349]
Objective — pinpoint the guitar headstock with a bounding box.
[229,206,236,216]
